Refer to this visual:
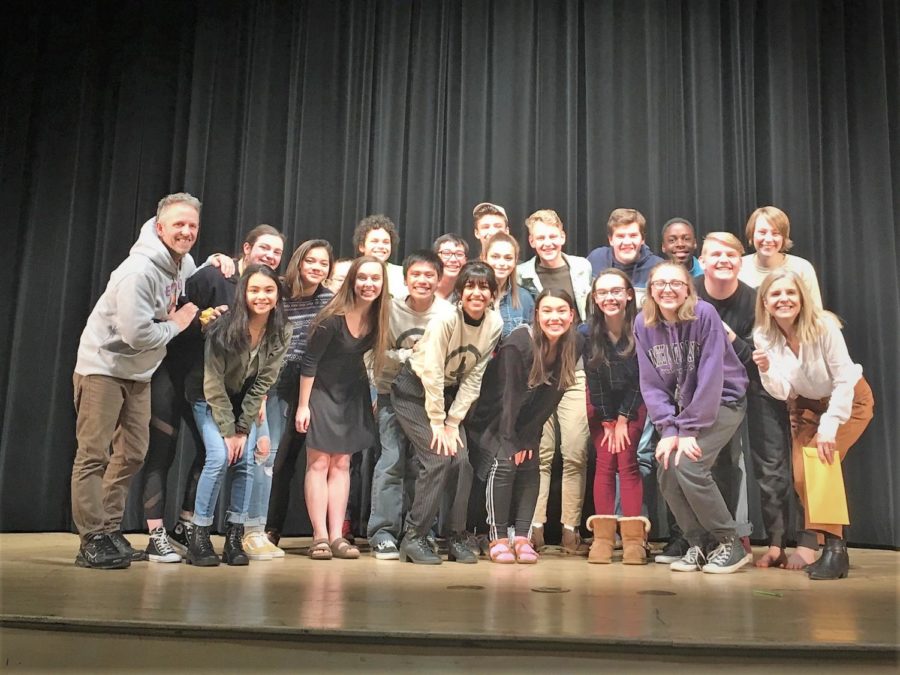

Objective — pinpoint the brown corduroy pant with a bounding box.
[791,378,874,539]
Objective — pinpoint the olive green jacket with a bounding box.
[203,323,292,437]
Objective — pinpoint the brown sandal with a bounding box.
[330,537,360,559]
[308,539,332,560]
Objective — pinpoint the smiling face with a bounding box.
[608,222,643,265]
[359,228,392,262]
[649,265,691,318]
[437,241,467,278]
[299,246,331,289]
[354,261,384,304]
[459,277,493,319]
[592,273,633,320]
[763,277,802,325]
[243,234,284,269]
[485,240,516,285]
[528,221,566,266]
[537,294,574,342]
[662,223,696,265]
[405,261,439,302]
[246,272,279,317]
[156,203,200,257]
[752,215,784,260]
[474,214,508,246]
[700,239,742,283]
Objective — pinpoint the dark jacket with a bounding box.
[467,326,584,459]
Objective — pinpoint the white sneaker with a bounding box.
[146,527,182,563]
[242,532,274,560]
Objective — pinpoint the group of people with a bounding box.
[69,194,874,581]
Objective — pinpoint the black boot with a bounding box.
[808,538,849,580]
[186,524,220,567]
[399,532,442,565]
[447,532,478,563]
[222,523,249,566]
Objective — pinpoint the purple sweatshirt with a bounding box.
[633,299,747,438]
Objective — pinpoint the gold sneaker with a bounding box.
[242,531,274,561]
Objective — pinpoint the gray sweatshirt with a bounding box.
[74,218,197,382]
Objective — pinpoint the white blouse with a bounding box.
[754,315,862,440]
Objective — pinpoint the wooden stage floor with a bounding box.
[1,533,897,671]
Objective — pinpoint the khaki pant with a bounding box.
[791,378,874,539]
[71,373,151,539]
[532,369,590,527]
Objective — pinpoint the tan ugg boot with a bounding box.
[618,516,651,565]
[585,515,618,564]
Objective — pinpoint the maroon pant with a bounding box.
[587,401,647,517]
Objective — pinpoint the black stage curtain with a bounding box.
[1,1,897,546]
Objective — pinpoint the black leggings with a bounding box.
[141,358,204,521]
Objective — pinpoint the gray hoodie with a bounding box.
[75,218,197,382]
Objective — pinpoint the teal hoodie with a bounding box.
[74,218,197,382]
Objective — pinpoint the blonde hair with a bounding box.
[642,262,698,327]
[754,269,837,346]
[745,206,794,252]
[701,231,745,256]
[484,231,523,309]
[524,209,564,233]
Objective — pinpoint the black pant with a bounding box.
[746,380,793,548]
[265,398,306,534]
[484,453,540,541]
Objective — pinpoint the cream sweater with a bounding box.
[408,305,502,430]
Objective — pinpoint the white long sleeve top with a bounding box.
[754,315,862,440]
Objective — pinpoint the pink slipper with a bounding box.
[513,536,538,564]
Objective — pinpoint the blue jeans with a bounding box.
[367,397,415,545]
[246,394,287,528]
[192,401,260,527]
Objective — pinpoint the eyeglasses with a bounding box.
[438,250,467,260]
[650,280,688,291]
[594,288,627,298]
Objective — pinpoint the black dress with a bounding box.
[300,314,376,454]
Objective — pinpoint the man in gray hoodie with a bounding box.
[70,193,201,569]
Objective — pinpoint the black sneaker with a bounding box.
[371,539,400,560]
[702,538,752,574]
[399,533,442,565]
[670,545,707,572]
[447,533,478,564]
[75,533,130,569]
[222,523,249,566]
[654,536,690,564]
[169,519,193,554]
[109,531,147,561]
[146,526,182,563]
[186,524,220,567]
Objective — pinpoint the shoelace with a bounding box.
[683,546,703,564]
[152,530,176,555]
[707,542,732,565]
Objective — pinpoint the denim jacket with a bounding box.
[497,287,535,338]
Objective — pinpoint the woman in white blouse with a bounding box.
[752,270,874,580]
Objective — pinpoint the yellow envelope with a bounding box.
[802,446,850,525]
